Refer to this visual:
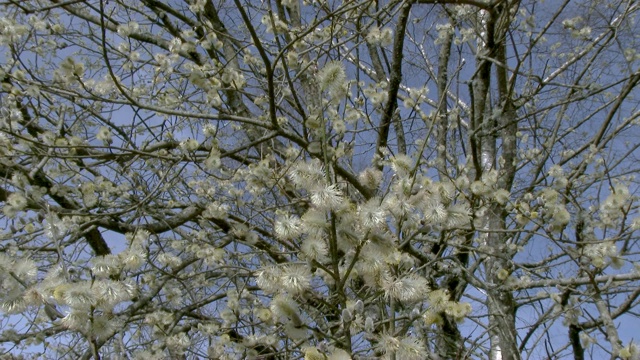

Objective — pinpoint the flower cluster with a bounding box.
[256,264,312,295]
[366,26,393,46]
[318,61,347,98]
[583,241,618,268]
[375,333,427,360]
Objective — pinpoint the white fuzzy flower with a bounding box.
[91,255,120,278]
[93,280,128,309]
[180,138,199,152]
[311,184,344,210]
[119,246,146,271]
[117,21,139,36]
[203,124,217,137]
[445,204,471,228]
[332,119,346,135]
[289,160,326,190]
[90,314,118,340]
[96,126,112,144]
[424,200,447,224]
[12,258,37,282]
[7,193,27,210]
[166,332,191,354]
[318,61,346,96]
[157,253,182,269]
[599,184,630,226]
[0,290,27,314]
[328,348,351,360]
[62,282,97,309]
[427,289,450,311]
[188,0,206,13]
[548,165,564,177]
[366,26,393,46]
[255,307,272,323]
[444,301,472,321]
[382,273,428,303]
[279,265,312,295]
[390,154,413,177]
[301,231,329,261]
[481,169,498,187]
[359,198,386,229]
[584,242,617,268]
[551,205,571,228]
[44,213,67,240]
[619,342,639,360]
[274,215,303,240]
[303,347,326,360]
[376,334,427,360]
[3,205,18,218]
[270,295,302,327]
[256,266,284,294]
[261,14,288,34]
[205,89,222,106]
[493,189,510,205]
[61,309,90,331]
[302,209,328,229]
[359,168,383,190]
[286,50,299,69]
[470,180,490,195]
[539,188,559,204]
[204,151,221,170]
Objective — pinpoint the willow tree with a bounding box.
[1,0,640,359]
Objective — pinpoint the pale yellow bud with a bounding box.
[304,347,326,360]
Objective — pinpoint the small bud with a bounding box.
[341,308,353,323]
[365,317,374,333]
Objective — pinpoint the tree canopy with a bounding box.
[1,0,640,359]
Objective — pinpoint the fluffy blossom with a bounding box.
[359,198,386,229]
[310,184,344,210]
[256,266,284,294]
[328,348,351,360]
[444,301,472,321]
[0,290,27,314]
[61,309,90,331]
[274,215,303,240]
[270,295,302,327]
[376,334,427,360]
[359,168,383,190]
[366,26,393,46]
[303,347,326,360]
[318,61,346,96]
[7,193,27,210]
[180,138,200,152]
[301,232,329,261]
[445,204,471,228]
[493,189,510,204]
[257,264,311,295]
[620,342,639,360]
[584,242,618,268]
[382,273,428,303]
[91,255,120,278]
[90,314,118,340]
[93,280,129,309]
[551,205,571,229]
[390,154,413,177]
[60,282,96,309]
[289,160,326,190]
[280,265,312,295]
[600,184,630,226]
[424,200,447,224]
